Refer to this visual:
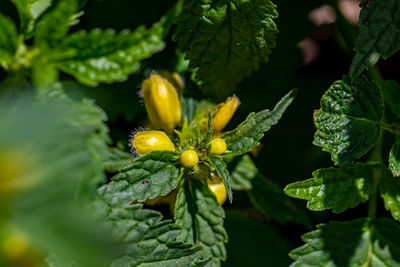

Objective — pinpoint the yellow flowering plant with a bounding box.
[107,71,297,265]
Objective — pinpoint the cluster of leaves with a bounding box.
[1,0,307,266]
[284,1,400,265]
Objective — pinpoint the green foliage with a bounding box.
[0,95,112,267]
[285,162,379,213]
[290,218,400,267]
[251,174,311,226]
[57,22,165,86]
[5,0,400,265]
[11,0,54,38]
[173,0,278,97]
[223,88,296,156]
[313,75,384,165]
[229,154,257,190]
[350,0,400,79]
[175,179,228,266]
[105,151,183,202]
[389,141,400,177]
[379,171,400,221]
[34,0,78,48]
[0,12,18,65]
[94,187,210,267]
[207,156,233,202]
[377,80,400,118]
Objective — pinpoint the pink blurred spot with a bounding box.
[339,0,361,25]
[309,5,336,26]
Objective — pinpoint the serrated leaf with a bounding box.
[350,0,400,79]
[207,156,233,203]
[56,8,176,86]
[11,0,54,38]
[313,75,384,165]
[95,187,209,267]
[284,162,379,213]
[104,151,183,202]
[229,154,257,190]
[0,13,18,65]
[379,170,400,221]
[250,174,310,226]
[389,141,400,177]
[377,80,400,118]
[223,89,296,156]
[175,179,228,266]
[34,0,78,48]
[173,0,278,97]
[290,218,400,267]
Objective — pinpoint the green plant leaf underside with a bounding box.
[284,162,379,214]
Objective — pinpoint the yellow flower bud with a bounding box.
[159,70,185,95]
[142,73,182,133]
[131,130,175,156]
[207,178,227,205]
[212,95,240,132]
[209,138,227,155]
[180,150,199,168]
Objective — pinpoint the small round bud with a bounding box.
[207,178,227,205]
[209,138,227,155]
[131,130,175,156]
[180,150,199,168]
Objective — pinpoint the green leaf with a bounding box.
[11,0,54,38]
[290,218,400,267]
[175,179,228,266]
[207,156,233,203]
[173,0,278,97]
[229,154,257,190]
[313,75,384,165]
[44,253,78,267]
[350,0,400,79]
[0,13,18,65]
[250,174,310,226]
[104,151,183,202]
[34,0,78,48]
[379,170,400,221]
[284,162,379,213]
[181,97,198,123]
[103,147,133,173]
[223,88,296,156]
[56,10,173,86]
[377,80,400,118]
[1,95,113,267]
[95,188,210,266]
[389,141,400,177]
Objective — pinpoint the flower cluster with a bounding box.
[130,72,241,204]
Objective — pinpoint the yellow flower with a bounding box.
[212,95,240,132]
[142,73,182,133]
[207,177,227,205]
[159,70,185,95]
[209,138,227,155]
[131,130,175,156]
[180,150,199,168]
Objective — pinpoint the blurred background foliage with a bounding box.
[2,0,399,266]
